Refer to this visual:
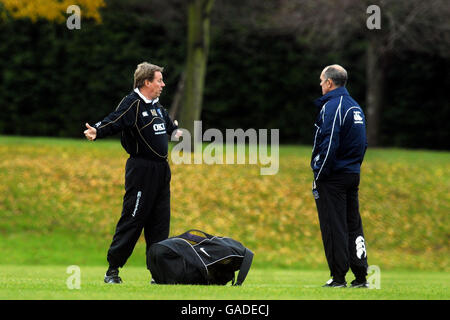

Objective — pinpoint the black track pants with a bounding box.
[107,157,171,270]
[313,173,368,281]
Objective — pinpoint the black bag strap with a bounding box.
[233,248,254,286]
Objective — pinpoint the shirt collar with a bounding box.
[134,88,159,105]
[314,86,349,108]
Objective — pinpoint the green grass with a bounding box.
[0,265,448,300]
[0,135,449,300]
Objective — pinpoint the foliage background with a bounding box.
[0,1,448,275]
[0,137,448,271]
[0,0,448,148]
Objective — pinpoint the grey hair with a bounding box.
[133,62,164,89]
[323,65,348,87]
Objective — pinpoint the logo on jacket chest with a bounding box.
[142,108,162,118]
[153,122,166,135]
[139,109,166,135]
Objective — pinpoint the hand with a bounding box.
[174,129,183,139]
[173,120,182,138]
[84,123,97,141]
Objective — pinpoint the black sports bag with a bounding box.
[148,229,254,285]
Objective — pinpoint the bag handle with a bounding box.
[187,229,214,238]
[233,248,254,286]
[177,229,214,243]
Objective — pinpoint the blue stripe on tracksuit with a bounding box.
[311,87,368,181]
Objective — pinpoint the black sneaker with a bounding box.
[322,278,347,288]
[104,268,122,284]
[349,279,369,288]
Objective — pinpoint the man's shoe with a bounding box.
[322,278,347,288]
[104,269,122,284]
[150,278,157,285]
[349,279,369,288]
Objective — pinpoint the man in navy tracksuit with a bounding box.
[311,65,369,288]
[84,62,181,284]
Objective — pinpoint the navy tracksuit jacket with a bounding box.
[311,86,369,282]
[311,86,368,181]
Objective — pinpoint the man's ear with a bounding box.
[144,79,152,87]
[327,79,334,89]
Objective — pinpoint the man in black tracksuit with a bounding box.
[311,65,369,288]
[84,62,181,284]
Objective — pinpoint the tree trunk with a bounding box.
[366,35,385,147]
[169,71,185,120]
[179,0,214,147]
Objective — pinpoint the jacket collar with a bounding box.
[134,88,159,105]
[314,86,349,108]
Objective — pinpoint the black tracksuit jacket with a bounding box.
[94,90,178,161]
